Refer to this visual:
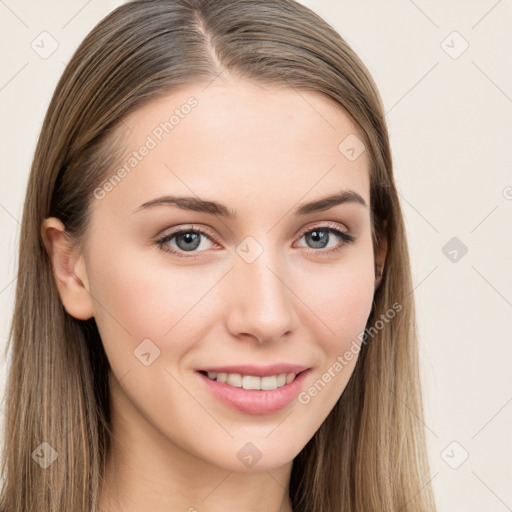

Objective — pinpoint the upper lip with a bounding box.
[198,364,309,378]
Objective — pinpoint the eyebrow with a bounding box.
[131,189,367,218]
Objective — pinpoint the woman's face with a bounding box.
[70,79,381,472]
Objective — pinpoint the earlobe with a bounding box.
[41,217,95,320]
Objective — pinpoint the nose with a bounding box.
[224,246,299,344]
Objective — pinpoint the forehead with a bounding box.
[95,79,370,218]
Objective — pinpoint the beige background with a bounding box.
[1,1,511,510]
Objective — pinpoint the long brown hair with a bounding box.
[1,0,437,510]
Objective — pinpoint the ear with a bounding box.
[41,217,94,320]
[374,220,388,291]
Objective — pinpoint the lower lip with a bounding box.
[197,370,310,415]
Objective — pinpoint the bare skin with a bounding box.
[42,77,386,512]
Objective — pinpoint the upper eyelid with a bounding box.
[291,220,350,240]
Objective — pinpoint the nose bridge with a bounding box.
[226,238,298,342]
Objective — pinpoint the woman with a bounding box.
[1,0,437,510]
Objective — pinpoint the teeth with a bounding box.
[243,375,260,390]
[260,375,277,390]
[227,373,242,387]
[206,371,296,390]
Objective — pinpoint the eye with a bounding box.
[156,222,355,259]
[156,226,217,258]
[295,222,355,256]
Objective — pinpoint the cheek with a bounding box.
[293,262,375,419]
[86,241,212,357]
[299,257,375,350]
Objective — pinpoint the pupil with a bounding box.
[178,232,200,251]
[308,230,328,248]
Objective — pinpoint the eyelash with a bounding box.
[155,222,355,259]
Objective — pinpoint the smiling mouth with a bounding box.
[198,370,298,391]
